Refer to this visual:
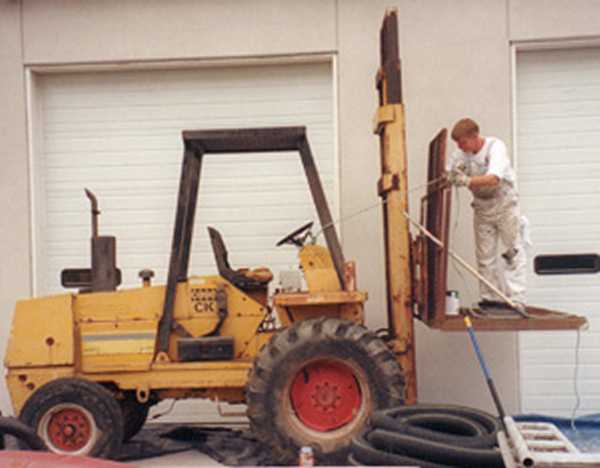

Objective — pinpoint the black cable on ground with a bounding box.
[349,404,504,468]
[0,416,46,451]
[370,429,504,467]
[351,428,452,468]
[373,404,501,448]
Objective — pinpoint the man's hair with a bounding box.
[451,118,479,141]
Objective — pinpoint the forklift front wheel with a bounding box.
[246,317,405,464]
[19,378,123,459]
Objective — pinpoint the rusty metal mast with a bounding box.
[374,9,417,404]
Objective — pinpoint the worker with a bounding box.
[446,118,526,313]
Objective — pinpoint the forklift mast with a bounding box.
[156,127,346,355]
[374,10,417,405]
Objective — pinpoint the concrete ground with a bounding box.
[124,401,244,467]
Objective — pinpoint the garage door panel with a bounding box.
[50,205,318,227]
[71,250,299,268]
[523,350,600,366]
[519,148,600,166]
[47,191,320,213]
[520,115,600,133]
[520,167,600,180]
[45,102,333,127]
[520,174,600,187]
[524,365,600,382]
[522,196,600,213]
[522,349,600,366]
[517,86,600,105]
[518,211,600,230]
[524,399,597,414]
[523,381,600,397]
[521,331,600,350]
[517,132,600,150]
[518,101,600,118]
[42,68,330,97]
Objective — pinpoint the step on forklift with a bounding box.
[4,10,586,464]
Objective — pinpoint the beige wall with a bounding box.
[510,0,600,41]
[0,1,31,415]
[21,0,337,63]
[3,0,600,416]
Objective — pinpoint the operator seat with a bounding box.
[207,227,273,291]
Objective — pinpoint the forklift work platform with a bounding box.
[410,124,587,333]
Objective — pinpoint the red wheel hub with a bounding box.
[290,360,362,431]
[46,407,92,452]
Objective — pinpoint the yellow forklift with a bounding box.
[4,10,586,463]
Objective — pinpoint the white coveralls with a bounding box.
[446,137,526,305]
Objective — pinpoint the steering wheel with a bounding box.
[276,221,314,247]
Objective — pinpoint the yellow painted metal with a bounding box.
[274,291,367,306]
[73,275,267,364]
[175,278,221,337]
[158,387,246,403]
[373,105,396,131]
[299,245,342,292]
[274,291,366,327]
[75,285,164,322]
[5,295,74,368]
[79,320,157,373]
[94,359,252,390]
[6,367,74,416]
[6,360,254,414]
[241,329,275,359]
[374,102,417,404]
[215,279,268,357]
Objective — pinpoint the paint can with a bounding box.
[298,446,314,467]
[445,290,460,315]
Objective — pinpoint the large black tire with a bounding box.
[246,317,405,464]
[119,397,150,442]
[19,378,123,459]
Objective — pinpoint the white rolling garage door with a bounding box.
[34,61,335,422]
[517,47,600,416]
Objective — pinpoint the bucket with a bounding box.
[445,290,460,315]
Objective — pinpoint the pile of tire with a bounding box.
[348,404,505,468]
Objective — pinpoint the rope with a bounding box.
[313,176,445,239]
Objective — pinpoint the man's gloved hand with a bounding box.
[447,169,471,188]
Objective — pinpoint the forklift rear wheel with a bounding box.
[120,397,150,442]
[19,378,123,459]
[246,317,405,464]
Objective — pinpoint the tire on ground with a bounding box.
[246,317,405,464]
[19,378,123,459]
[120,397,150,442]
